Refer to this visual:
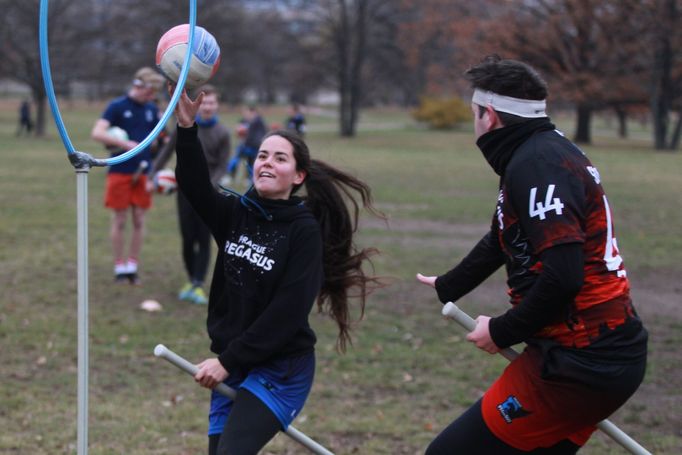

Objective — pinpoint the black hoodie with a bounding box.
[175,125,323,376]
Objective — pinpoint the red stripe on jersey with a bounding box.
[535,294,636,348]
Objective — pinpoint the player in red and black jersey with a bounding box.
[417,55,647,454]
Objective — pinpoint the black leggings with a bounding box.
[177,192,210,285]
[425,399,580,455]
[208,389,281,455]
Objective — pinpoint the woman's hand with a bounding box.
[416,273,437,288]
[194,358,229,389]
[169,83,204,128]
[466,315,500,354]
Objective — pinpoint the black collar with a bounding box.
[476,118,555,176]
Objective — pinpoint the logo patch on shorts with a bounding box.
[497,395,532,423]
[257,376,276,391]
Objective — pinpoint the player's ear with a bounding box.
[485,105,502,129]
[293,169,306,186]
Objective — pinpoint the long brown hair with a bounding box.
[263,129,384,352]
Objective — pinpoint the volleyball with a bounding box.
[105,126,129,151]
[107,126,129,142]
[236,123,248,139]
[156,24,221,90]
[154,169,177,195]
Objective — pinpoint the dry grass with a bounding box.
[1,102,680,454]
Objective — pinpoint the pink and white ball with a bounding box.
[156,24,221,90]
[154,169,177,195]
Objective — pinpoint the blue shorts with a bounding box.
[208,353,315,435]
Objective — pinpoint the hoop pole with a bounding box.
[441,302,652,455]
[76,168,89,455]
[154,344,335,455]
[39,0,197,167]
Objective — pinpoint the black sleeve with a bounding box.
[489,242,584,348]
[434,230,505,304]
[175,125,234,237]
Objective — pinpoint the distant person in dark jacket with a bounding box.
[16,99,33,136]
[171,86,383,455]
[285,103,306,136]
[226,105,267,183]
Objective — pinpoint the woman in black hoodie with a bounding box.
[172,88,381,455]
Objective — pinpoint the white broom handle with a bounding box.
[154,344,334,455]
[441,302,518,362]
[441,302,651,455]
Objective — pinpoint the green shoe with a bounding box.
[178,283,194,300]
[189,287,208,305]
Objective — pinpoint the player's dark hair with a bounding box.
[464,55,548,125]
[262,129,384,352]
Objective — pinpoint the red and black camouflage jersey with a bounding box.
[495,128,636,348]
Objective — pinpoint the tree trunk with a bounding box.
[33,88,47,138]
[339,77,354,137]
[264,86,276,105]
[574,104,592,144]
[615,107,628,138]
[652,97,669,149]
[336,0,368,137]
[336,0,352,137]
[340,92,354,136]
[346,0,367,137]
[669,107,682,151]
[651,0,675,150]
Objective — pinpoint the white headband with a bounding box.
[472,89,547,118]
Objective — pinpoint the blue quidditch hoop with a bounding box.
[39,0,198,168]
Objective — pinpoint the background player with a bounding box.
[150,84,231,304]
[91,67,165,284]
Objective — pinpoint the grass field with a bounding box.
[1,100,681,454]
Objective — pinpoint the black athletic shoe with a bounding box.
[127,272,141,286]
[115,273,129,283]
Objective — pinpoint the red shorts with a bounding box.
[481,345,599,451]
[104,173,152,210]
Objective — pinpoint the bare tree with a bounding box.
[647,0,682,150]
[480,0,650,144]
[314,0,407,136]
[395,0,504,103]
[85,0,244,98]
[321,0,370,136]
[0,0,97,136]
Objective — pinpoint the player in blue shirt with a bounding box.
[91,67,165,284]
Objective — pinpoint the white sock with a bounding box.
[125,259,138,274]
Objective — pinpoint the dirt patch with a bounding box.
[361,217,489,255]
[629,270,682,321]
[361,216,487,237]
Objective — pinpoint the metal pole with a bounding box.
[154,344,335,455]
[441,302,652,455]
[76,168,90,455]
